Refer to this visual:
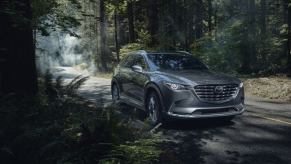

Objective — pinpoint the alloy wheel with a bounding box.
[148,95,159,124]
[112,84,119,103]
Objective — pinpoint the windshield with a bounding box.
[147,53,208,71]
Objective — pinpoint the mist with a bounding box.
[36,30,87,74]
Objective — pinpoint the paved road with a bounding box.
[54,67,291,164]
[53,67,112,106]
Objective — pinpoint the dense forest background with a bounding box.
[0,1,291,163]
[0,0,291,94]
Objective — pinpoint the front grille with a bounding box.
[194,84,239,103]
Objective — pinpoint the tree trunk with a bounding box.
[214,3,218,40]
[94,0,100,70]
[242,0,257,73]
[114,8,120,63]
[287,1,291,74]
[260,0,267,63]
[99,0,108,71]
[147,0,158,46]
[0,0,38,95]
[260,0,266,35]
[195,0,203,39]
[208,0,212,35]
[127,0,135,43]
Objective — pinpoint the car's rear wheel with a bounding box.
[146,92,162,125]
[112,84,119,104]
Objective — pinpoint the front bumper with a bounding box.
[159,83,245,119]
[167,103,245,119]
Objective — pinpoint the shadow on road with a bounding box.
[163,118,235,131]
[115,104,237,164]
[158,118,235,164]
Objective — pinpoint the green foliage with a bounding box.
[31,0,81,36]
[100,138,162,164]
[43,72,88,100]
[120,43,147,59]
[32,0,291,75]
[188,0,291,75]
[137,29,152,46]
[194,18,245,74]
[0,74,161,163]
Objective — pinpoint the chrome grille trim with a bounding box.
[194,84,239,103]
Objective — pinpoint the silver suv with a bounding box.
[111,51,245,125]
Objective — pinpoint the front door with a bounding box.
[130,55,149,103]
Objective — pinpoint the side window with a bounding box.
[120,54,147,69]
[123,54,135,68]
[134,55,147,70]
[119,55,128,67]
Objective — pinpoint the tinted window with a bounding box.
[122,54,135,68]
[147,53,208,71]
[133,55,147,70]
[119,55,129,67]
[120,54,147,69]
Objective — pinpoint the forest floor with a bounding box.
[243,76,291,102]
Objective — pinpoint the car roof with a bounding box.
[133,50,192,56]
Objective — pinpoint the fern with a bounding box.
[44,71,58,100]
[43,71,88,99]
[64,76,89,96]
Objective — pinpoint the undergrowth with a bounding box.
[0,72,161,164]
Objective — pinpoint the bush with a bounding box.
[120,43,147,60]
[0,73,161,164]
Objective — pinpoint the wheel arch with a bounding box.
[144,82,165,112]
[111,78,122,93]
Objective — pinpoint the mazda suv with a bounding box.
[111,50,245,125]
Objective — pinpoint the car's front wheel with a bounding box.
[146,92,162,125]
[112,83,120,104]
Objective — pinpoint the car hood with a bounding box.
[154,70,241,85]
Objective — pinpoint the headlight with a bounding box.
[239,82,244,88]
[164,82,187,90]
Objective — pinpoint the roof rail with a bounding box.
[136,50,147,54]
[176,51,192,55]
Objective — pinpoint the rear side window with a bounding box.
[133,55,147,70]
[121,54,135,68]
[119,55,128,67]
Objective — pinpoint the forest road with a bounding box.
[53,66,291,164]
[52,66,112,107]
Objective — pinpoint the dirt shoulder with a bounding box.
[243,76,291,103]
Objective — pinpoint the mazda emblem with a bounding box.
[214,86,224,94]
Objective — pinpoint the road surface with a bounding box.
[53,66,291,164]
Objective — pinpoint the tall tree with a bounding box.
[147,0,159,46]
[114,7,120,63]
[287,0,291,74]
[241,0,257,73]
[208,0,213,34]
[127,0,135,43]
[0,0,38,95]
[195,0,203,39]
[260,0,267,35]
[260,0,267,63]
[99,0,108,71]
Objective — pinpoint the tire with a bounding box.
[112,83,120,104]
[146,92,162,126]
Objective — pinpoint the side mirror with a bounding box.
[132,65,143,73]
